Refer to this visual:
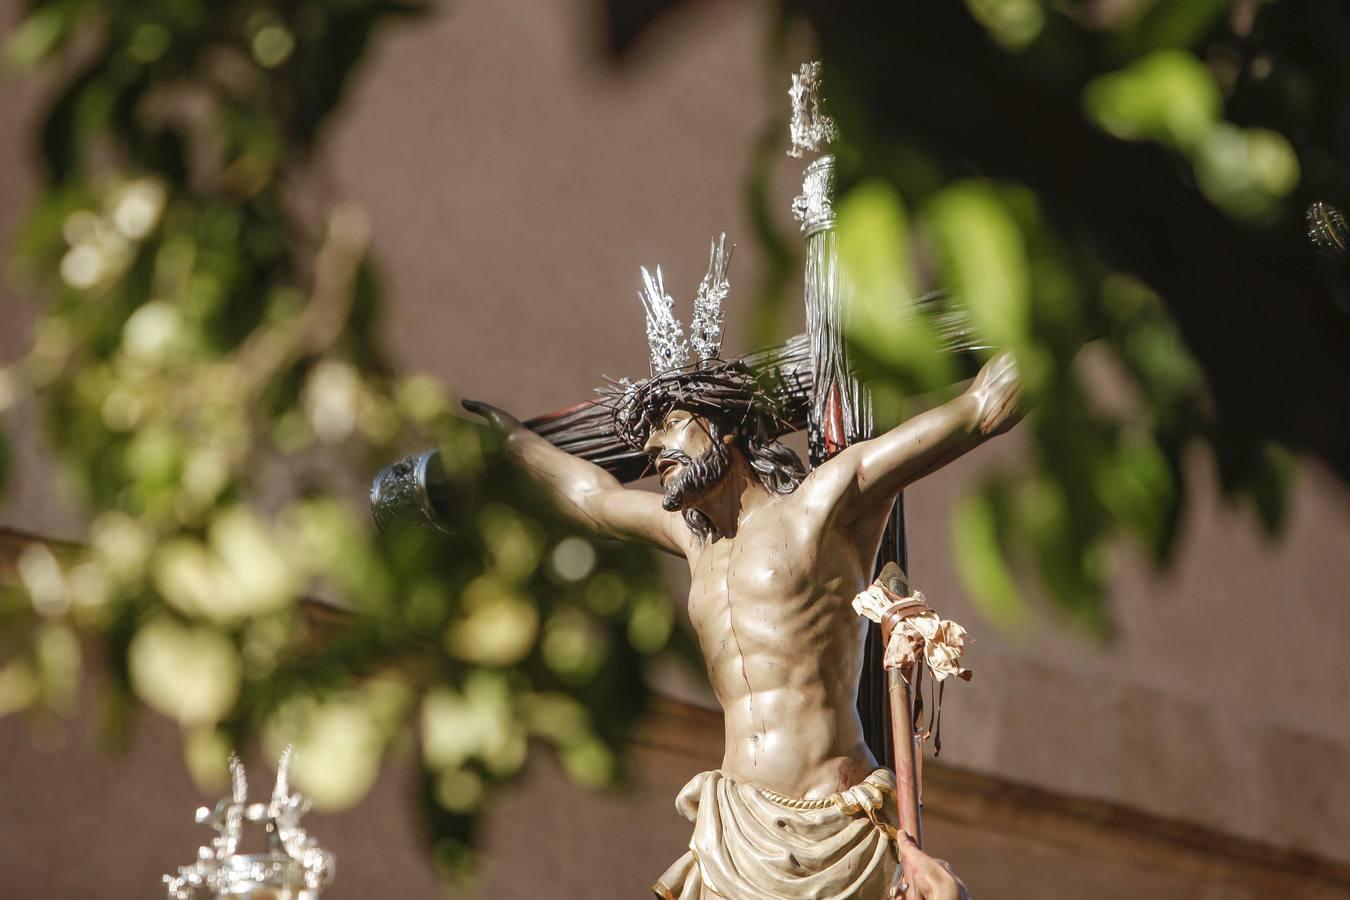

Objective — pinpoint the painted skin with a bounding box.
[465,350,1017,898]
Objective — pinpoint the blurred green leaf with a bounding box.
[1194,124,1301,220]
[5,3,77,71]
[924,181,1031,349]
[951,485,1026,628]
[965,0,1045,51]
[837,180,955,392]
[1122,0,1229,53]
[1242,444,1294,537]
[1083,49,1221,151]
[1094,433,1177,564]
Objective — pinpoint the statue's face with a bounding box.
[642,407,731,512]
[644,408,713,483]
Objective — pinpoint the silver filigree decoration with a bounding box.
[689,232,733,362]
[788,61,836,159]
[638,264,691,374]
[370,450,450,534]
[792,155,836,235]
[164,748,335,899]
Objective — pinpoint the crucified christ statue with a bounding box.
[463,329,1019,899]
[363,61,1017,900]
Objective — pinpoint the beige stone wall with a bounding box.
[3,1,1350,897]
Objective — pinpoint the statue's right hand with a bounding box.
[890,834,970,900]
[461,399,521,433]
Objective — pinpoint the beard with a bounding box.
[659,442,731,512]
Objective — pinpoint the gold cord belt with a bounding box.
[758,788,836,811]
[757,777,900,850]
[758,778,893,814]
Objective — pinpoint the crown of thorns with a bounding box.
[600,361,790,450]
[596,233,790,449]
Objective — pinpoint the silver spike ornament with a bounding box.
[638,264,691,374]
[689,233,733,363]
[635,232,736,374]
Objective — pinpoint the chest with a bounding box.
[684,518,863,621]
[691,533,809,600]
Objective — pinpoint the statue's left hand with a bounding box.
[969,348,1023,439]
[888,834,970,900]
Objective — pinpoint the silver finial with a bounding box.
[222,754,247,859]
[788,61,836,159]
[272,744,293,808]
[789,62,838,234]
[689,233,733,363]
[791,156,836,235]
[165,749,335,899]
[230,753,247,805]
[638,265,691,374]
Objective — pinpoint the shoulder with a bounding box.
[801,443,865,495]
[779,451,859,519]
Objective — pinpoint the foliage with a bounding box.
[1,0,676,876]
[745,1,1324,631]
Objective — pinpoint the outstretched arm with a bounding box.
[820,351,1023,522]
[462,400,688,556]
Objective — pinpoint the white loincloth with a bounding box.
[652,769,899,900]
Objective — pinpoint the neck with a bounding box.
[690,452,770,540]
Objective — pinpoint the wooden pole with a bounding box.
[888,668,923,844]
[878,594,927,900]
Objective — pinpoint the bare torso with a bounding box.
[476,349,1021,804]
[683,480,885,799]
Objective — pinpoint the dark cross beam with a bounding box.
[369,292,982,532]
